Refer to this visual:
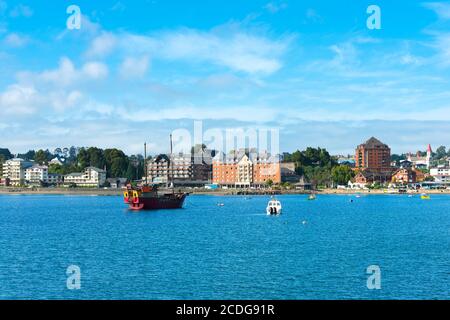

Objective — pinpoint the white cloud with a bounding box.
[49,90,83,112]
[119,56,150,78]
[264,2,288,14]
[17,57,109,87]
[423,2,450,20]
[9,4,33,18]
[3,33,29,47]
[86,32,117,57]
[82,62,109,79]
[86,26,292,75]
[0,84,39,115]
[432,33,450,66]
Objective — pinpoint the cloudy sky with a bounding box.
[1,0,450,155]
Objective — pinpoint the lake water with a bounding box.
[0,194,448,300]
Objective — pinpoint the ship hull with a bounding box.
[128,193,187,211]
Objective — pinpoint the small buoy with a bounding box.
[302,220,307,225]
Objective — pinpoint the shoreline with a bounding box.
[1,187,450,196]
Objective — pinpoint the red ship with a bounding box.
[123,184,187,211]
[123,138,188,211]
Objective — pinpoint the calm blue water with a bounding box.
[0,194,448,300]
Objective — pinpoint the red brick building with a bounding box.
[356,137,391,170]
[353,137,394,185]
[213,150,281,188]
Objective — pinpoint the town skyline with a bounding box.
[0,137,445,158]
[1,1,450,154]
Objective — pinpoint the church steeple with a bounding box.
[426,144,432,169]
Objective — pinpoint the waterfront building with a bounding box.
[25,165,49,185]
[354,171,388,185]
[64,167,106,187]
[146,151,213,186]
[355,137,391,170]
[391,168,417,185]
[407,144,432,169]
[106,178,128,189]
[2,158,33,186]
[47,173,63,186]
[430,167,450,184]
[354,137,393,185]
[212,150,281,188]
[280,162,302,183]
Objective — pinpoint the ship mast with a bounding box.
[144,142,148,185]
[170,134,174,193]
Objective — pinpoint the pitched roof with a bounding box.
[360,137,389,149]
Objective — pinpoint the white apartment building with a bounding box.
[430,167,450,184]
[64,167,107,187]
[236,154,253,188]
[25,165,49,185]
[2,158,33,186]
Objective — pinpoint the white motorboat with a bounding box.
[266,198,282,216]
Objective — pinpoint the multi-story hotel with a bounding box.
[213,150,281,188]
[146,150,213,185]
[2,158,33,186]
[354,137,393,185]
[355,137,391,170]
[64,167,107,187]
[25,165,49,185]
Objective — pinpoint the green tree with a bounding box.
[34,150,48,165]
[77,148,89,169]
[331,165,355,185]
[18,150,35,160]
[104,148,129,178]
[435,146,446,159]
[86,147,106,169]
[48,163,65,174]
[0,148,12,160]
[0,154,5,176]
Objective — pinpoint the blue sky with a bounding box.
[1,0,450,155]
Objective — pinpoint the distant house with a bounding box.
[399,160,413,169]
[337,157,355,167]
[49,157,65,166]
[294,176,312,191]
[0,177,10,186]
[430,167,450,184]
[407,145,432,169]
[354,170,392,186]
[106,178,128,189]
[281,162,301,183]
[64,167,106,187]
[391,168,417,185]
[47,173,63,186]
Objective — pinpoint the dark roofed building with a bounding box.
[356,137,391,171]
